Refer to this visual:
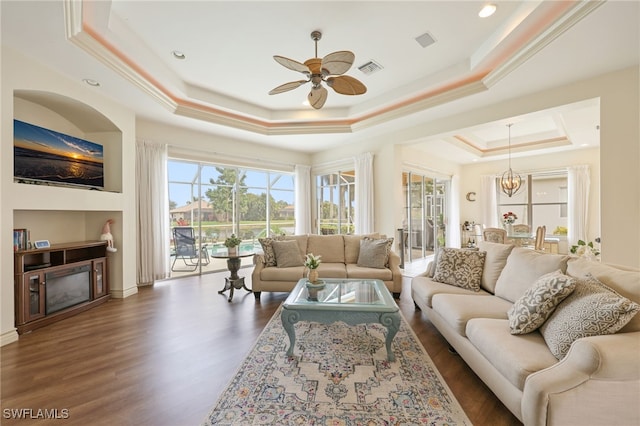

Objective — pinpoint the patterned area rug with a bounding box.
[203,307,470,425]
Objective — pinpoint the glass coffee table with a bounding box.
[281,278,401,361]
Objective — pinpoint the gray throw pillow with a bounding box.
[539,273,640,359]
[357,238,393,269]
[271,240,304,268]
[508,270,576,335]
[432,248,486,292]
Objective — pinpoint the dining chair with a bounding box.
[534,226,546,251]
[513,224,530,234]
[483,227,507,244]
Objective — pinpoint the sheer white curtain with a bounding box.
[136,141,170,286]
[294,164,311,235]
[354,152,374,234]
[480,175,499,228]
[446,175,461,248]
[568,165,590,246]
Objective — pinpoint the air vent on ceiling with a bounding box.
[415,31,436,48]
[358,60,383,75]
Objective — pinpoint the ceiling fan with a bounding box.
[269,31,367,109]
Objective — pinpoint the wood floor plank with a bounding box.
[1,270,521,425]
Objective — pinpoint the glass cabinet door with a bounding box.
[93,258,107,298]
[24,272,45,321]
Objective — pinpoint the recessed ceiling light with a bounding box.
[82,79,100,87]
[172,50,186,60]
[479,4,497,18]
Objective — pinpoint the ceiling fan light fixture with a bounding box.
[268,31,367,108]
[500,123,523,197]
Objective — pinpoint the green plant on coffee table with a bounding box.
[224,234,242,248]
[304,253,322,270]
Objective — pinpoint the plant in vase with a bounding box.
[304,253,322,284]
[224,234,242,255]
[502,211,517,234]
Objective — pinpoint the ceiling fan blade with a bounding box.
[308,86,328,109]
[273,55,310,75]
[326,75,367,95]
[321,51,355,76]
[268,80,308,95]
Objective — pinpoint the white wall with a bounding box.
[1,48,138,345]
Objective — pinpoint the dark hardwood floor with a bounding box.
[1,269,521,425]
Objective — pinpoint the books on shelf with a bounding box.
[13,228,30,251]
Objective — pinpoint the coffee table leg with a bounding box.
[280,309,300,358]
[381,312,401,361]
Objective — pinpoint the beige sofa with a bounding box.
[411,242,640,426]
[251,234,402,300]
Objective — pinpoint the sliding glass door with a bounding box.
[168,160,295,276]
[402,171,448,263]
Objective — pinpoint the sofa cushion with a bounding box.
[346,264,393,281]
[508,270,577,334]
[567,258,640,332]
[432,294,511,337]
[494,248,570,303]
[477,241,515,293]
[316,263,348,278]
[272,240,304,268]
[307,235,345,263]
[539,273,640,359]
[260,266,305,281]
[344,234,380,264]
[411,276,492,309]
[433,248,486,292]
[258,236,285,267]
[357,237,393,269]
[466,318,558,390]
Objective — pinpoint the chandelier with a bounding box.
[500,123,522,197]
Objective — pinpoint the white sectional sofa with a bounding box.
[252,234,402,300]
[411,242,640,426]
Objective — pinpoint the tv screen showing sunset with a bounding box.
[14,119,104,189]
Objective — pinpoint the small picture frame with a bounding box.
[34,240,50,249]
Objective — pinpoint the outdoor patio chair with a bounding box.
[171,227,210,272]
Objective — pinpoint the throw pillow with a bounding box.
[508,270,576,335]
[539,273,640,359]
[357,237,393,269]
[494,248,570,303]
[477,241,515,293]
[272,240,304,268]
[432,248,486,292]
[258,236,285,267]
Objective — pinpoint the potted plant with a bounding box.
[304,253,322,284]
[224,234,242,256]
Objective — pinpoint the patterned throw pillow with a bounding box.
[432,248,486,292]
[258,236,285,267]
[508,270,576,335]
[539,273,640,359]
[357,237,394,268]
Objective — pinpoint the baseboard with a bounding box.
[1,329,19,347]
[110,285,138,299]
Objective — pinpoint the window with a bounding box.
[168,160,295,275]
[316,171,355,235]
[497,171,568,236]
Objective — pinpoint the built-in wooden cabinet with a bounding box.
[14,241,110,334]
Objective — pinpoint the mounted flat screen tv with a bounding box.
[14,119,104,190]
